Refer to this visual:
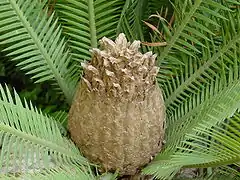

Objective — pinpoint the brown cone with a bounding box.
[69,33,165,175]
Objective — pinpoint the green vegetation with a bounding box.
[0,0,239,179]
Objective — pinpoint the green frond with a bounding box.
[143,110,240,179]
[0,84,94,178]
[0,0,79,104]
[156,0,239,82]
[56,0,125,61]
[144,7,240,173]
[0,165,95,179]
[158,0,240,122]
[163,31,240,109]
[168,60,240,145]
[147,0,172,14]
[160,2,240,142]
[117,0,172,43]
[116,0,139,40]
[116,0,156,54]
[143,68,240,178]
[172,112,240,168]
[117,0,148,44]
[51,111,68,136]
[216,166,240,180]
[51,111,68,127]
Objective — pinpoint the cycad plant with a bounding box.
[0,0,240,179]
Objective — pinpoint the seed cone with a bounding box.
[69,33,165,175]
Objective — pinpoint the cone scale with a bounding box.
[69,33,165,175]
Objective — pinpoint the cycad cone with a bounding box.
[69,33,165,175]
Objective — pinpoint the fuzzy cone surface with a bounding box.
[69,33,165,175]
